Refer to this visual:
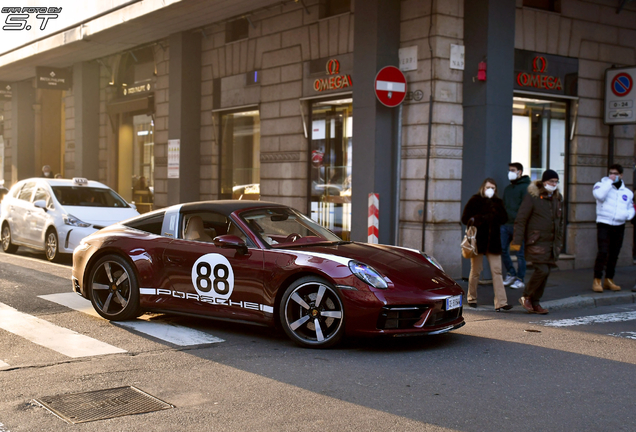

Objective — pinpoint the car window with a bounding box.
[51,186,129,208]
[17,182,36,201]
[181,212,229,243]
[33,188,54,209]
[123,212,165,235]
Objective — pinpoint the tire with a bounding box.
[1,223,18,254]
[88,254,141,321]
[45,229,61,262]
[279,276,345,348]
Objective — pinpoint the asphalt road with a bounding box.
[1,249,635,432]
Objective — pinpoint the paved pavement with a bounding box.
[456,264,636,312]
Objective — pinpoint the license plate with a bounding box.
[446,295,462,311]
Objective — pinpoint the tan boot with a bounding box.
[603,279,621,291]
[592,278,603,292]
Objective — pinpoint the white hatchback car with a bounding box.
[1,178,139,261]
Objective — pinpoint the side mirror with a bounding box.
[33,200,47,211]
[213,235,248,254]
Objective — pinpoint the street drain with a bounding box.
[35,386,173,424]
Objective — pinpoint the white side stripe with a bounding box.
[536,311,636,327]
[140,288,157,295]
[0,302,126,358]
[376,80,406,92]
[39,293,224,346]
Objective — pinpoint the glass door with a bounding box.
[310,98,352,240]
[132,114,154,213]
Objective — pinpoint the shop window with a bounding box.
[220,110,261,200]
[310,98,352,240]
[523,0,561,13]
[511,96,567,195]
[226,18,249,43]
[320,0,351,18]
[132,114,154,214]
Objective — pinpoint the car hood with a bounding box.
[278,242,457,288]
[63,206,140,226]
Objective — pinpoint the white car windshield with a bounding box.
[239,207,343,248]
[51,186,129,208]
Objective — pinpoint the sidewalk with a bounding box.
[455,265,636,312]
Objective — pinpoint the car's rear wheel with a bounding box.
[45,229,60,262]
[279,276,345,348]
[1,224,18,254]
[88,254,141,321]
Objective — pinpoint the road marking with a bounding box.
[535,311,636,327]
[0,302,126,358]
[1,252,71,270]
[0,360,9,369]
[0,422,11,432]
[610,331,636,340]
[39,293,225,346]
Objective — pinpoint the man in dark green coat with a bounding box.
[511,169,564,314]
[501,163,531,290]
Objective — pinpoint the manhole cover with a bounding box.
[35,386,173,424]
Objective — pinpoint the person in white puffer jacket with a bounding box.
[592,164,635,292]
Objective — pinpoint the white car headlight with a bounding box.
[348,261,388,289]
[423,253,444,273]
[63,214,91,228]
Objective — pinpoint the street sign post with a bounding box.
[374,66,407,107]
[604,67,636,125]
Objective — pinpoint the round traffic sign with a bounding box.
[374,66,407,107]
[611,72,633,97]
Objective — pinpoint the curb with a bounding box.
[542,291,636,311]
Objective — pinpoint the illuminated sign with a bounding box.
[313,59,352,92]
[514,50,578,96]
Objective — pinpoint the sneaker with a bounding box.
[533,304,549,314]
[510,279,525,290]
[503,275,516,286]
[519,296,534,313]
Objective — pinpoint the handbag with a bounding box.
[461,224,478,259]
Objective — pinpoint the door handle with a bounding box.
[165,255,186,264]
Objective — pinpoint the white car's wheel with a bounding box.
[1,223,18,254]
[45,229,60,262]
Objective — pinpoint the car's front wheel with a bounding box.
[1,223,18,254]
[45,229,60,262]
[279,276,345,348]
[88,254,141,321]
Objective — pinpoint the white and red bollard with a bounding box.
[368,193,379,244]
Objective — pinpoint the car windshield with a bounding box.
[239,207,342,248]
[51,186,129,208]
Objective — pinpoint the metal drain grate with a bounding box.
[35,386,173,424]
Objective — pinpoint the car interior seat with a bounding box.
[184,216,213,242]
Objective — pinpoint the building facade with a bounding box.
[0,0,635,278]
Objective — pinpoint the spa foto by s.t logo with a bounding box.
[2,6,62,31]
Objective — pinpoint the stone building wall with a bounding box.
[515,0,636,268]
[399,0,465,277]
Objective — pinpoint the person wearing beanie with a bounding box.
[592,164,634,292]
[510,169,564,314]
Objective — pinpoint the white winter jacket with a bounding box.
[593,177,635,225]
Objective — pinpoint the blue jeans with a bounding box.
[500,224,526,282]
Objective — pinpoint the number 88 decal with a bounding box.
[191,254,235,299]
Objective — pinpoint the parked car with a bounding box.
[1,177,139,262]
[72,200,465,348]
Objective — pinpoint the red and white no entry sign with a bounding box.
[375,66,407,107]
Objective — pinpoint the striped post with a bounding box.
[368,193,379,244]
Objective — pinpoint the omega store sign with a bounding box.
[303,54,353,97]
[514,49,578,97]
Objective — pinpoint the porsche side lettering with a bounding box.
[140,288,274,313]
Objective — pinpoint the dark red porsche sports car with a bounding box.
[72,201,465,348]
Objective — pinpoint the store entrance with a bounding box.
[117,113,154,212]
[511,96,568,193]
[310,98,352,240]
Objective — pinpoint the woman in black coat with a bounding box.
[461,178,512,311]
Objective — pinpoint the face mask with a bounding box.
[544,184,557,192]
[612,176,621,184]
[508,171,518,181]
[484,188,495,198]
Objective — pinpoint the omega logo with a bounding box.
[532,56,547,73]
[326,59,340,75]
[314,58,352,92]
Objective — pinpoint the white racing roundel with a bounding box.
[191,254,235,300]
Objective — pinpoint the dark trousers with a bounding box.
[594,223,625,279]
[523,263,551,305]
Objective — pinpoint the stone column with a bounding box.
[73,61,100,179]
[167,31,201,205]
[351,0,401,245]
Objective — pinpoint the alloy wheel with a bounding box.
[45,231,58,261]
[91,260,133,317]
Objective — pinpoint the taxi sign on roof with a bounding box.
[73,177,89,185]
[605,67,636,125]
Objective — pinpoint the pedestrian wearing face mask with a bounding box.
[511,169,564,314]
[592,164,634,292]
[501,163,531,290]
[461,178,512,311]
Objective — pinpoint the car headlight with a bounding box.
[348,261,388,289]
[63,214,91,228]
[423,253,444,273]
